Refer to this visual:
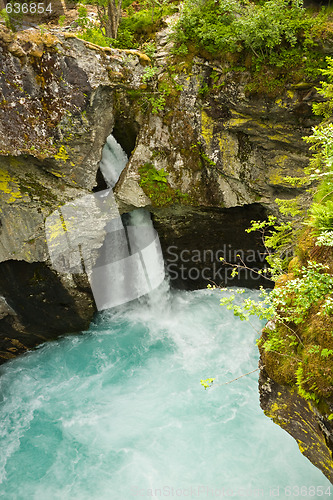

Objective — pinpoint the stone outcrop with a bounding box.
[115,53,319,289]
[258,235,333,483]
[259,366,333,484]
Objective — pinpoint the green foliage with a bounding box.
[275,198,303,218]
[172,0,329,92]
[141,65,184,114]
[302,60,333,237]
[142,41,157,58]
[138,162,189,206]
[316,230,333,247]
[218,287,274,322]
[78,28,113,47]
[296,363,320,403]
[308,201,333,233]
[75,5,113,47]
[58,15,66,27]
[75,1,165,49]
[174,0,324,58]
[245,215,295,277]
[142,65,159,83]
[312,57,333,119]
[216,57,333,407]
[218,260,333,401]
[0,7,23,31]
[147,95,166,114]
[275,262,333,322]
[321,348,333,359]
[0,8,12,30]
[115,0,178,48]
[218,261,333,327]
[140,163,168,185]
[110,29,136,49]
[171,43,189,56]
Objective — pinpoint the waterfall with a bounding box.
[90,135,165,310]
[98,135,128,189]
[45,135,165,311]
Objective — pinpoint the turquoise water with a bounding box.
[0,288,331,499]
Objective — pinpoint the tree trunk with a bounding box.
[106,0,122,39]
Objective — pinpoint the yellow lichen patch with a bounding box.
[228,117,250,127]
[227,110,251,128]
[266,395,289,419]
[218,133,238,174]
[49,170,66,178]
[268,171,291,186]
[54,145,69,163]
[0,169,22,203]
[275,98,287,108]
[45,214,67,243]
[297,440,307,454]
[269,402,281,414]
[267,133,291,143]
[201,110,215,148]
[274,154,290,168]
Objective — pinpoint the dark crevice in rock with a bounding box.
[112,117,140,157]
[152,203,272,290]
[93,167,108,192]
[0,260,95,363]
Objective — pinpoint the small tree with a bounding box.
[95,0,122,39]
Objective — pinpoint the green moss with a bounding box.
[138,162,189,207]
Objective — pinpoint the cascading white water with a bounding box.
[45,134,165,311]
[89,134,165,310]
[99,135,128,189]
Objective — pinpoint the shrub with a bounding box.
[173,0,327,70]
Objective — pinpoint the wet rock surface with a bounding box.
[259,365,333,484]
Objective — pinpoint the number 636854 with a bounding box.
[5,3,52,14]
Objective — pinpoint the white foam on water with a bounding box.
[0,289,330,499]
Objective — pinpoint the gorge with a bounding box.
[0,3,332,488]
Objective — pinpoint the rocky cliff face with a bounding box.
[260,365,333,484]
[0,22,319,348]
[1,23,318,361]
[0,26,149,360]
[0,22,331,481]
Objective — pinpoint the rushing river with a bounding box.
[0,287,330,499]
